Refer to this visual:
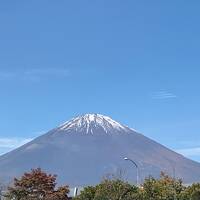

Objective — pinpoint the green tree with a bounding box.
[179,183,200,200]
[191,190,200,200]
[5,168,69,200]
[141,172,184,200]
[75,179,140,200]
[74,186,96,200]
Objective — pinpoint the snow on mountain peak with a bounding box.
[57,114,130,134]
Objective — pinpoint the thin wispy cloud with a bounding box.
[0,137,33,155]
[176,147,200,157]
[0,72,16,80]
[24,68,69,77]
[171,139,200,160]
[152,91,177,99]
[0,137,32,149]
[0,130,45,155]
[0,68,69,82]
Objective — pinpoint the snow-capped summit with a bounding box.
[58,113,130,134]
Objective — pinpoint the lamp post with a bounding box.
[124,157,139,186]
[171,164,177,200]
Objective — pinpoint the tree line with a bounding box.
[2,168,200,200]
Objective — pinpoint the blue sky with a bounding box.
[0,1,200,161]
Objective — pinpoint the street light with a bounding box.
[171,164,177,200]
[124,157,139,186]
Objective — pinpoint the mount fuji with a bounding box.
[0,114,200,186]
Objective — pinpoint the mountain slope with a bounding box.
[0,114,200,186]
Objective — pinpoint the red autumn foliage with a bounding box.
[6,168,69,200]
